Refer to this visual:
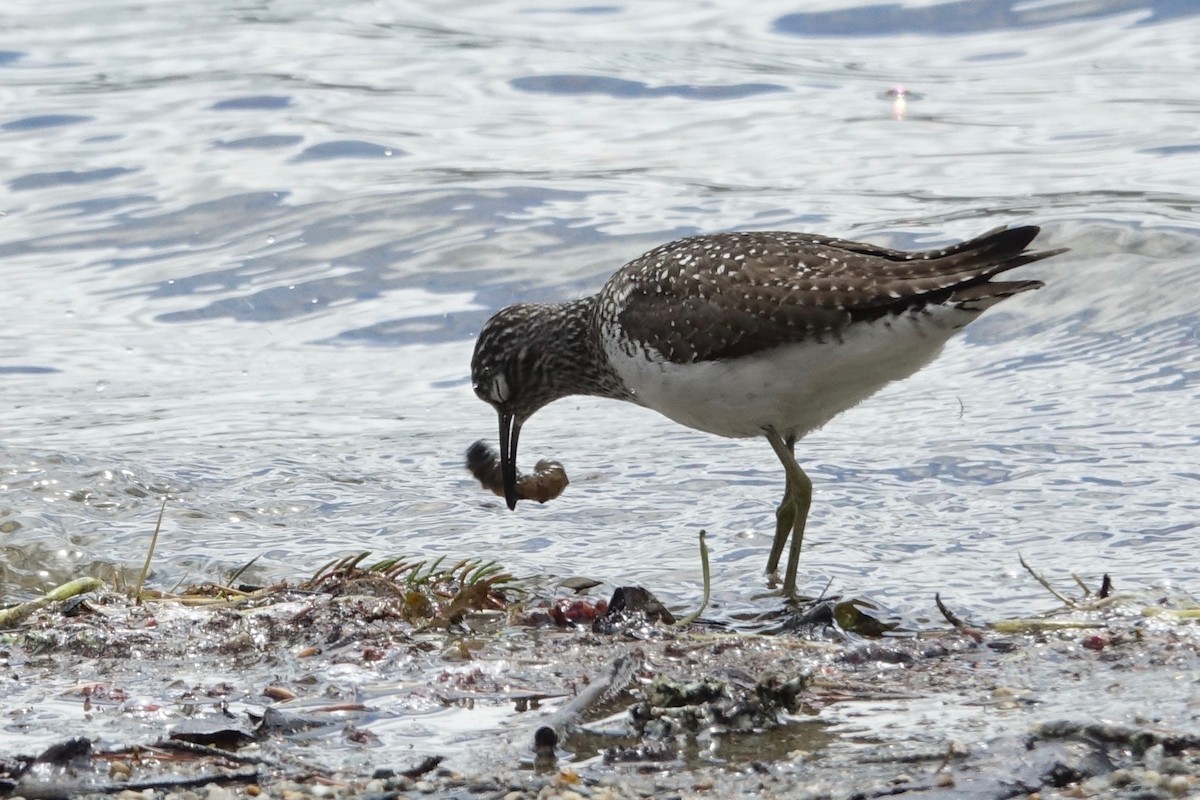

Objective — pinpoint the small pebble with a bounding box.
[442,641,472,661]
[935,772,954,787]
[415,780,436,794]
[1145,743,1166,771]
[246,786,263,797]
[1160,756,1189,775]
[263,684,296,701]
[1109,769,1134,787]
[1167,775,1192,796]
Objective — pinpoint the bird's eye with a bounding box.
[491,374,510,404]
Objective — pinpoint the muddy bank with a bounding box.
[1,560,1197,799]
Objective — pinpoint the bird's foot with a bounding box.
[764,569,806,605]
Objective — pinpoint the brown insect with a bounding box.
[465,441,569,504]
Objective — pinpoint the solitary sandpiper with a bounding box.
[470,225,1066,596]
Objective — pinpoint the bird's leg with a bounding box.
[764,428,813,597]
[766,434,796,578]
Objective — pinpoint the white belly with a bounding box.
[604,308,977,439]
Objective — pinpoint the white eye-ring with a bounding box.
[491,374,510,404]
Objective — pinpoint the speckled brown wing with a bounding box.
[607,226,1063,364]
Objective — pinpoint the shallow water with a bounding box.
[2,0,1199,766]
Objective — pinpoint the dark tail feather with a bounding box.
[934,225,1067,279]
[950,279,1044,309]
[943,225,1041,260]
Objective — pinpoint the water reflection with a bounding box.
[775,0,1200,37]
[0,0,1196,630]
[511,75,787,100]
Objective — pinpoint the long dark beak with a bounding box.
[498,411,522,511]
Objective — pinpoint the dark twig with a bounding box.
[1019,553,1076,607]
[935,593,965,629]
[150,739,276,766]
[16,768,259,798]
[135,495,169,603]
[400,755,444,779]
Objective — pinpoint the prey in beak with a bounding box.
[464,423,569,507]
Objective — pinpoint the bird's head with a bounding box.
[470,303,565,510]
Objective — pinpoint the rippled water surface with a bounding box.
[3,1,1198,630]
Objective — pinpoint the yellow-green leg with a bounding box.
[763,428,813,597]
[766,433,795,575]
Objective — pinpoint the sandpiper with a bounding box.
[470,225,1065,595]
